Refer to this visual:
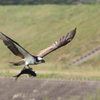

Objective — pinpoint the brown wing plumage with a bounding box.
[0,32,31,59]
[37,28,76,58]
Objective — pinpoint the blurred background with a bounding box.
[0,1,100,100]
[0,0,100,80]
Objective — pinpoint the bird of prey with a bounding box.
[0,28,76,75]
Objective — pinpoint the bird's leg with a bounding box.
[27,65,33,77]
[22,65,26,70]
[27,65,33,70]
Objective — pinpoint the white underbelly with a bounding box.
[24,55,35,66]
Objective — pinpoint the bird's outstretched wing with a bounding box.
[0,32,31,59]
[37,28,76,58]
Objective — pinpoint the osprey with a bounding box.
[0,28,76,75]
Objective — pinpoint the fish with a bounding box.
[14,68,36,80]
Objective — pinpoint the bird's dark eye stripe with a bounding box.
[35,57,39,62]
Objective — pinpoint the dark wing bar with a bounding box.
[0,32,31,58]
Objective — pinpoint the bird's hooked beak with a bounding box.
[37,57,45,63]
[42,59,45,63]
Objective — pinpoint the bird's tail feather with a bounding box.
[9,60,25,66]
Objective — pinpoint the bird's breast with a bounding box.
[24,55,35,66]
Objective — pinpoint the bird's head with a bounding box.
[36,56,45,64]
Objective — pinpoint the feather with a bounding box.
[0,32,32,59]
[37,28,76,58]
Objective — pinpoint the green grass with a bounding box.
[0,5,100,79]
[1,63,100,80]
[0,5,100,63]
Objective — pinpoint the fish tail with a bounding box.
[13,76,19,80]
[13,73,20,80]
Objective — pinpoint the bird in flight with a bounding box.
[0,28,76,77]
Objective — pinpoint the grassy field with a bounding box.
[0,5,100,79]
